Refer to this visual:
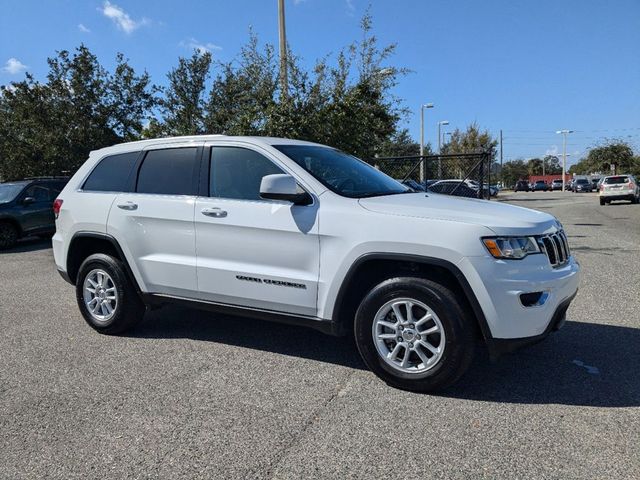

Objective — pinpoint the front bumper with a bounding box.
[458,253,580,347]
[488,292,575,357]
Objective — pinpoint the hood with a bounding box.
[358,192,559,236]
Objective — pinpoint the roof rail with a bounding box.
[22,176,70,180]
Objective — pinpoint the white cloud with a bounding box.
[2,58,28,75]
[346,0,355,13]
[78,23,91,33]
[180,38,222,55]
[100,1,149,34]
[545,145,559,156]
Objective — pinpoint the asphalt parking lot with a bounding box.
[1,191,639,479]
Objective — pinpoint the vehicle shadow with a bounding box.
[445,320,640,408]
[132,305,366,370]
[0,236,51,254]
[130,308,639,407]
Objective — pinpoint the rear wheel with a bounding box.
[76,253,144,334]
[0,222,18,250]
[599,197,605,206]
[354,277,476,392]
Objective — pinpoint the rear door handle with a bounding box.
[117,202,138,211]
[201,207,227,218]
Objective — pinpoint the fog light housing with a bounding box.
[520,291,549,307]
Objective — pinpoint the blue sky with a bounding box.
[1,0,639,164]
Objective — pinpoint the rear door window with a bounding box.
[136,148,199,195]
[83,152,139,192]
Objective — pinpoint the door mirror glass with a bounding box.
[260,174,311,205]
[22,196,36,205]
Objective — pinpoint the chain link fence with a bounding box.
[370,152,493,199]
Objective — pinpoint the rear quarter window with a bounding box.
[83,152,140,192]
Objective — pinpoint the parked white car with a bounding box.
[598,174,639,205]
[53,136,580,391]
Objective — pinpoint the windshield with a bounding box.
[0,184,24,203]
[604,176,629,184]
[273,145,410,198]
[576,179,588,184]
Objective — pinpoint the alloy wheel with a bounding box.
[82,269,118,324]
[372,298,446,374]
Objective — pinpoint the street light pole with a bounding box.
[437,120,449,153]
[278,0,288,99]
[437,120,449,177]
[556,129,574,191]
[419,103,433,182]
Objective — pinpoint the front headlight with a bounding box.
[482,236,540,259]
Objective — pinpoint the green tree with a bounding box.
[569,141,637,175]
[108,53,159,141]
[501,159,529,187]
[543,155,562,174]
[0,45,158,180]
[203,10,409,160]
[441,123,498,177]
[160,51,212,136]
[585,141,634,173]
[205,33,278,136]
[376,129,426,157]
[527,158,543,175]
[0,77,58,179]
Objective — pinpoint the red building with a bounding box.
[527,173,572,185]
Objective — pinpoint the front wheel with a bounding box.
[0,222,18,250]
[76,253,144,334]
[600,197,605,206]
[354,277,476,392]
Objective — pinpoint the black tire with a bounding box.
[0,222,18,250]
[354,277,476,392]
[599,198,605,206]
[76,253,144,334]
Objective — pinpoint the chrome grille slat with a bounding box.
[540,230,570,267]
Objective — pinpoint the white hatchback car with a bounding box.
[599,174,640,205]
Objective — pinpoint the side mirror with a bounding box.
[22,196,36,205]
[260,174,312,206]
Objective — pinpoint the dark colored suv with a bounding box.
[0,177,68,249]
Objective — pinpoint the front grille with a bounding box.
[539,231,570,267]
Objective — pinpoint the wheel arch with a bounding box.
[331,253,492,342]
[0,215,23,236]
[66,232,141,293]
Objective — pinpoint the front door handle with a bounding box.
[117,202,138,211]
[201,207,227,218]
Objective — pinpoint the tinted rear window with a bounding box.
[83,152,139,192]
[136,148,198,195]
[604,176,629,184]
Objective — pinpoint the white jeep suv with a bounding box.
[53,136,580,391]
